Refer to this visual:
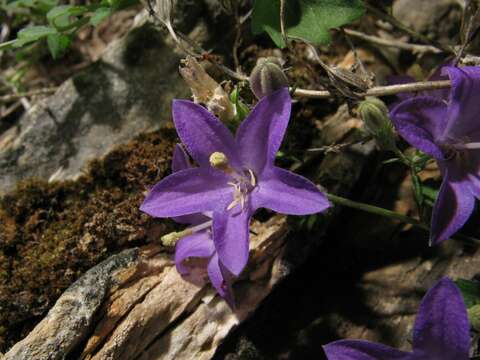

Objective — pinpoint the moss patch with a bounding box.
[0,129,178,352]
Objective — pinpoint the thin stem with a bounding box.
[364,3,452,54]
[326,193,480,245]
[292,79,451,99]
[326,193,428,230]
[0,87,57,103]
[280,0,290,49]
[343,28,443,54]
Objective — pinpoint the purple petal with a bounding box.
[390,96,448,160]
[175,232,214,270]
[323,340,410,360]
[140,168,232,218]
[430,167,475,245]
[172,100,240,168]
[212,209,251,276]
[443,66,480,140]
[235,88,291,174]
[171,144,211,224]
[175,232,215,286]
[465,149,480,198]
[207,253,235,307]
[172,144,191,172]
[412,278,470,360]
[253,167,330,215]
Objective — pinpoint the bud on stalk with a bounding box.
[249,57,289,99]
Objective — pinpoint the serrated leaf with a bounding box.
[90,7,112,26]
[47,33,70,59]
[455,279,480,308]
[252,0,365,48]
[14,26,58,47]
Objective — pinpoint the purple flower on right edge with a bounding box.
[323,278,471,360]
[390,66,480,245]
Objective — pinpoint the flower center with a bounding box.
[208,152,257,211]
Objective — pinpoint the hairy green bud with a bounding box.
[249,57,289,99]
[358,97,397,152]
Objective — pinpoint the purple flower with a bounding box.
[141,88,330,277]
[170,144,234,305]
[323,277,471,360]
[390,66,480,245]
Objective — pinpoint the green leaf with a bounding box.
[47,33,71,59]
[252,0,365,48]
[455,279,480,308]
[229,87,250,123]
[90,7,112,26]
[14,26,58,47]
[47,5,88,29]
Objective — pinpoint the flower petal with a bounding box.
[412,278,470,360]
[430,167,475,245]
[253,167,330,215]
[443,66,480,139]
[207,253,235,307]
[323,340,410,360]
[235,87,291,174]
[172,144,191,172]
[212,209,251,276]
[175,231,215,284]
[390,96,448,160]
[172,100,240,168]
[140,168,232,218]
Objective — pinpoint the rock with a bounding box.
[392,0,461,40]
[0,0,225,195]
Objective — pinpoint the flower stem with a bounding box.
[326,193,428,230]
[326,193,480,245]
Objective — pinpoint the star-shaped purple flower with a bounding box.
[141,88,330,277]
[390,66,480,245]
[323,277,471,360]
[170,144,234,305]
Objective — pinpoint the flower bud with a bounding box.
[358,97,397,152]
[209,152,229,170]
[249,57,289,99]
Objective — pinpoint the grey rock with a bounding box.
[0,25,187,194]
[0,0,227,195]
[393,0,461,36]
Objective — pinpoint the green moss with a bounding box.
[0,128,178,352]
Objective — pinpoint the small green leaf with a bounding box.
[90,7,112,26]
[47,33,70,59]
[455,279,480,308]
[47,5,88,29]
[252,0,365,48]
[14,26,58,47]
[229,87,250,123]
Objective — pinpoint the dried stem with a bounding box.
[280,0,290,49]
[293,79,451,99]
[364,3,452,54]
[0,87,57,103]
[343,28,442,54]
